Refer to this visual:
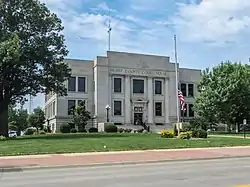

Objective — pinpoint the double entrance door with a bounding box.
[134,113,143,125]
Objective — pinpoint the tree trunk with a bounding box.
[0,103,9,137]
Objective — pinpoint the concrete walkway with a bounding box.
[1,146,250,170]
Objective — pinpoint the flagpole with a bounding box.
[174,34,180,136]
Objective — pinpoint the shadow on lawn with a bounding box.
[14,133,130,141]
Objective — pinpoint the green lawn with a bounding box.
[1,133,250,156]
[208,132,250,136]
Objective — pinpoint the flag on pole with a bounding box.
[178,90,186,111]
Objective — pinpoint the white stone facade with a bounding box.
[44,51,201,132]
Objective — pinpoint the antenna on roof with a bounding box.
[107,9,112,51]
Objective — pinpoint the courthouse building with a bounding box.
[45,51,201,132]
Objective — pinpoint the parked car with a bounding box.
[8,131,17,137]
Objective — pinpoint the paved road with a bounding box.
[1,158,250,187]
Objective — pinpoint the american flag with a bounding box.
[178,90,186,111]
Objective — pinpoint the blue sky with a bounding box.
[23,0,250,111]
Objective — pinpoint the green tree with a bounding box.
[194,62,250,132]
[8,105,28,135]
[27,107,45,131]
[72,101,91,132]
[0,0,71,136]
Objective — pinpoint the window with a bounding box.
[188,84,194,97]
[133,79,144,93]
[154,80,162,95]
[155,102,162,116]
[113,77,122,93]
[68,77,76,91]
[114,101,122,116]
[67,100,76,115]
[78,77,86,92]
[189,104,194,117]
[180,83,187,96]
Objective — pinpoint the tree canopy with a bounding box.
[72,101,91,132]
[194,62,250,131]
[27,107,45,131]
[0,0,71,136]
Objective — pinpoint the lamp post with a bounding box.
[105,105,111,122]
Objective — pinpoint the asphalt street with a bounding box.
[1,157,250,187]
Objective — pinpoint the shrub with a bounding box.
[60,124,71,133]
[182,123,193,132]
[70,128,77,133]
[104,123,118,133]
[0,136,6,141]
[24,128,36,135]
[39,131,46,134]
[179,131,192,139]
[124,128,132,133]
[160,129,174,138]
[88,127,98,133]
[118,128,124,133]
[192,129,207,138]
[78,128,87,133]
[137,129,144,133]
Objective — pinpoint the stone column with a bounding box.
[147,77,153,125]
[125,76,131,124]
[109,75,112,106]
[165,78,170,124]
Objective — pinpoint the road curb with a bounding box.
[1,155,250,172]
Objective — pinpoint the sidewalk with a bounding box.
[1,146,250,170]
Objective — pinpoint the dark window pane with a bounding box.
[68,77,76,91]
[189,104,194,117]
[188,84,194,97]
[180,83,187,96]
[68,100,75,115]
[155,102,162,116]
[114,101,122,115]
[78,77,86,92]
[114,78,122,93]
[155,80,162,94]
[133,79,144,93]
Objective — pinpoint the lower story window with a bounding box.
[68,100,76,115]
[114,100,122,116]
[155,102,162,116]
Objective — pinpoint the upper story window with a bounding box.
[154,80,162,95]
[78,77,86,92]
[188,84,194,97]
[133,79,144,93]
[113,77,122,93]
[180,83,187,97]
[68,77,76,92]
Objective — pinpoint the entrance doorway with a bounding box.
[134,113,143,125]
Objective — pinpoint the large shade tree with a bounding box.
[194,62,250,131]
[0,0,71,136]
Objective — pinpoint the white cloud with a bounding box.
[172,0,250,44]
[91,2,117,13]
